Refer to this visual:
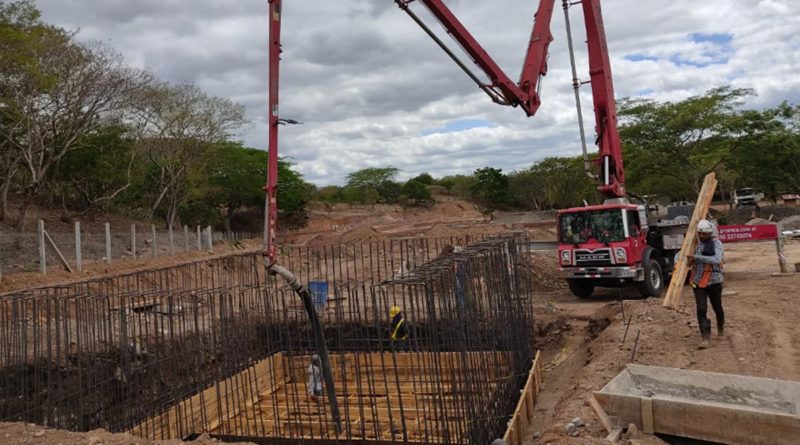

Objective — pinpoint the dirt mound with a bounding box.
[725,206,760,224]
[0,422,255,445]
[424,224,461,239]
[746,217,772,225]
[728,205,800,225]
[337,225,388,244]
[522,252,566,291]
[779,215,800,231]
[761,205,800,220]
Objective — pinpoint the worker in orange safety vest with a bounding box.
[686,219,725,350]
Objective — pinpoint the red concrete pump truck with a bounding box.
[266,1,688,299]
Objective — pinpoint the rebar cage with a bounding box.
[0,235,535,444]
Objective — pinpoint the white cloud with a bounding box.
[36,0,800,185]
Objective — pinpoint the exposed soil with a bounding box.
[2,196,799,445]
[0,239,259,294]
[0,422,255,445]
[523,238,800,444]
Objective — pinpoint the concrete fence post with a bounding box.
[776,234,788,273]
[169,225,175,256]
[38,220,46,274]
[151,224,157,258]
[206,226,213,251]
[196,225,201,251]
[131,224,136,260]
[184,225,189,253]
[105,222,112,264]
[75,221,82,273]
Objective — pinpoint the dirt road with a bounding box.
[527,239,800,444]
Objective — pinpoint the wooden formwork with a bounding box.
[130,351,515,444]
[501,351,542,445]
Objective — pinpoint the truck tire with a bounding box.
[567,279,594,299]
[637,256,664,298]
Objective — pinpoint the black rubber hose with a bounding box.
[268,263,342,433]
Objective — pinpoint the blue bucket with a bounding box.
[308,281,328,306]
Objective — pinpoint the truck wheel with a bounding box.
[567,280,594,299]
[637,258,664,298]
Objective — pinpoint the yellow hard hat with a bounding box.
[389,306,401,317]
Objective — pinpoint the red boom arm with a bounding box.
[265,0,282,264]
[397,0,625,199]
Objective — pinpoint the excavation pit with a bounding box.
[132,351,514,444]
[0,235,537,444]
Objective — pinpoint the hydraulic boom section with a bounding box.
[395,0,625,199]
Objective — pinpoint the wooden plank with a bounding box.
[589,393,613,433]
[640,397,654,434]
[502,351,541,445]
[605,427,623,443]
[44,229,73,272]
[129,352,285,439]
[663,172,717,308]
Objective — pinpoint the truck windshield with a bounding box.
[559,209,626,244]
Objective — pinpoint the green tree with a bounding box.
[314,185,345,204]
[725,103,800,201]
[402,179,433,204]
[508,157,597,210]
[201,143,314,229]
[130,82,247,228]
[344,167,401,204]
[618,86,753,196]
[411,172,434,185]
[50,125,140,213]
[471,167,511,213]
[436,174,477,198]
[0,1,151,228]
[206,143,268,230]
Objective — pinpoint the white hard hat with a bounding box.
[697,219,714,234]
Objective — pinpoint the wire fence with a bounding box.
[0,234,536,444]
[0,220,260,277]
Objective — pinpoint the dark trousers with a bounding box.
[693,283,724,339]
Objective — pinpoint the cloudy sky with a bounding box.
[37,0,800,186]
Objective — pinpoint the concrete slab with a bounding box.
[595,364,800,445]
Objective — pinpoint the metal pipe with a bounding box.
[562,0,593,178]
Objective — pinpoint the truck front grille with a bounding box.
[574,249,613,266]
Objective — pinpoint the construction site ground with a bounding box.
[1,197,799,445]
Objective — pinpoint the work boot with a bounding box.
[717,327,725,338]
[698,338,710,349]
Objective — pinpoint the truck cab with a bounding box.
[733,187,759,207]
[557,203,678,298]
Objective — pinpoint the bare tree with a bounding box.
[0,118,22,222]
[0,29,151,229]
[130,83,247,228]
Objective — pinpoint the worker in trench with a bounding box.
[389,306,409,350]
[307,354,324,402]
[686,219,725,349]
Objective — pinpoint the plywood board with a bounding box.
[128,352,284,439]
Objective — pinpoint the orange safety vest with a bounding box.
[694,264,713,288]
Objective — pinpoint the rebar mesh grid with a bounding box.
[0,235,535,444]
